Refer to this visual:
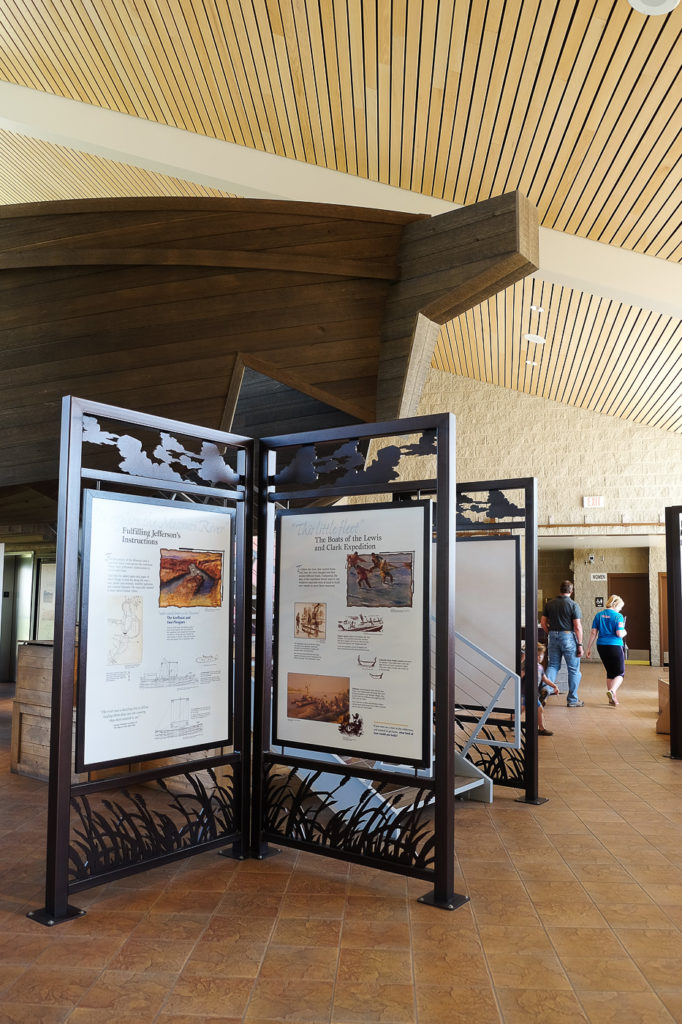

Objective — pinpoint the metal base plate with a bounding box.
[418,890,469,912]
[256,844,282,861]
[515,795,549,805]
[219,840,245,860]
[27,905,85,927]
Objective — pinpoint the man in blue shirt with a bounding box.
[540,581,584,707]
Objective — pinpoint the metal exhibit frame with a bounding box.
[455,478,541,805]
[665,506,682,760]
[253,414,465,911]
[30,396,253,926]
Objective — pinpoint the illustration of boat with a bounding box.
[369,672,383,679]
[338,614,383,632]
[357,655,377,668]
[140,658,196,685]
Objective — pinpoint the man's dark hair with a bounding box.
[559,580,573,594]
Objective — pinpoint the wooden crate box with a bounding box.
[11,701,85,783]
[15,641,54,707]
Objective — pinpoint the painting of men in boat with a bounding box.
[287,672,350,722]
[294,602,326,639]
[346,550,414,609]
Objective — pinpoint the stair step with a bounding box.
[454,774,486,795]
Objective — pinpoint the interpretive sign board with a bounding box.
[456,536,520,676]
[273,502,431,766]
[77,490,234,770]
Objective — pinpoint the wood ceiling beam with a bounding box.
[2,83,679,317]
[377,192,539,419]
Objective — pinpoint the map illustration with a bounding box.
[107,595,143,666]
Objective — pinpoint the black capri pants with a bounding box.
[597,643,625,678]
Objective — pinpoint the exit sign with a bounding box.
[583,496,604,508]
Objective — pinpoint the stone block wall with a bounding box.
[417,370,682,665]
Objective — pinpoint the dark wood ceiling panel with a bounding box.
[0,195,429,493]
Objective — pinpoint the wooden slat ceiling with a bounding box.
[434,277,682,432]
[0,0,680,438]
[0,130,234,204]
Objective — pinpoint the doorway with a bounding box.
[0,553,34,683]
[607,572,650,664]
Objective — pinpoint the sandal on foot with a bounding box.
[538,728,554,736]
[606,690,619,706]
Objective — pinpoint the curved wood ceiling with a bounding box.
[0,0,680,435]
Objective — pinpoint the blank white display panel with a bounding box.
[455,536,520,674]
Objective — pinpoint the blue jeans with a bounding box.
[546,631,582,704]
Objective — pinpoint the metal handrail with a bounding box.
[455,632,521,754]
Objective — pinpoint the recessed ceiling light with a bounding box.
[530,305,544,313]
[524,333,546,345]
[627,0,679,13]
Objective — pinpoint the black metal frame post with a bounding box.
[666,506,682,760]
[520,477,543,804]
[251,442,278,859]
[232,443,253,857]
[418,412,465,910]
[28,400,86,925]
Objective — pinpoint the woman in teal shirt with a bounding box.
[586,595,627,706]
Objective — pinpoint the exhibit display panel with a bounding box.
[254,415,464,911]
[455,480,539,799]
[456,536,520,678]
[78,491,235,770]
[274,502,431,766]
[39,402,542,920]
[32,396,253,927]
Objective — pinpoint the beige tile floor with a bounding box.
[0,661,680,1023]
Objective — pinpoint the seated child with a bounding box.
[537,642,559,706]
[520,646,554,736]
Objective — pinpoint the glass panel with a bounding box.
[36,561,57,642]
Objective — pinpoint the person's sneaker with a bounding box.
[567,700,585,707]
[606,690,619,706]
